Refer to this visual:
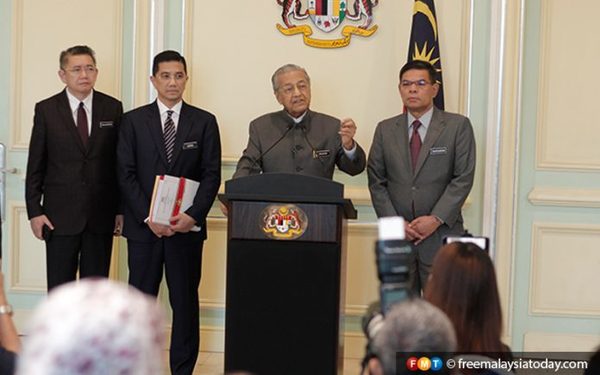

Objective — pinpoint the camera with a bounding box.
[361,217,416,369]
[443,231,490,252]
[374,217,415,314]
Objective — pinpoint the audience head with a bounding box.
[424,242,504,353]
[17,279,166,375]
[366,298,457,375]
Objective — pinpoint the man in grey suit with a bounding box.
[233,64,366,179]
[368,60,476,293]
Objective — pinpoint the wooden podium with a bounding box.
[219,173,357,375]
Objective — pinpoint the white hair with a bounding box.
[17,279,166,375]
[372,299,457,375]
[271,63,310,92]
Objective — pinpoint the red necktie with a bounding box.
[77,102,88,146]
[410,120,422,170]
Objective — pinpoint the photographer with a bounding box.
[363,299,456,375]
[362,217,456,375]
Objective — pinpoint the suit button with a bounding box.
[296,166,303,172]
[295,145,303,151]
[411,186,417,191]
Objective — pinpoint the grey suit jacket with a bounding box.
[233,110,366,179]
[368,107,476,262]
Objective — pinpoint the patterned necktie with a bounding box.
[77,102,88,146]
[410,120,422,170]
[164,110,176,164]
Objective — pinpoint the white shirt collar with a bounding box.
[287,110,308,124]
[65,89,93,113]
[407,106,434,130]
[157,99,183,117]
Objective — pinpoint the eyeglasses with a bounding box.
[63,66,97,75]
[278,82,309,96]
[400,79,433,88]
[156,72,187,82]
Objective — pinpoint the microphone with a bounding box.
[248,122,294,173]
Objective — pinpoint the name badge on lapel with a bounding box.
[183,141,198,150]
[429,147,448,156]
[313,149,331,159]
[99,121,114,128]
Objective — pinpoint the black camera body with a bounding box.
[375,238,415,314]
[361,218,416,371]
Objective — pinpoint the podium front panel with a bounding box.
[224,238,343,375]
[229,201,339,243]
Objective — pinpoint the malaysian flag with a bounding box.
[407,0,445,109]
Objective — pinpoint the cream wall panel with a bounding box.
[344,187,372,207]
[344,223,378,315]
[199,325,225,353]
[536,0,600,170]
[199,218,228,307]
[9,203,46,292]
[524,332,600,352]
[530,223,600,316]
[528,187,600,208]
[11,0,122,149]
[132,0,152,108]
[185,1,468,159]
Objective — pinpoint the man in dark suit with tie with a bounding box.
[368,60,476,293]
[25,45,123,291]
[117,50,221,375]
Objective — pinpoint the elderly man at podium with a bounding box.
[233,63,366,179]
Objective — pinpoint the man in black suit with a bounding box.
[25,45,123,291]
[117,50,221,375]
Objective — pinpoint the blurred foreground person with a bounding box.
[0,272,20,375]
[17,279,165,375]
[425,242,512,359]
[364,298,456,375]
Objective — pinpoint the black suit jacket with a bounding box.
[25,89,123,235]
[117,101,221,243]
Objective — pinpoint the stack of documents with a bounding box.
[149,175,201,231]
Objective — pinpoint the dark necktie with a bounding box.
[164,110,176,164]
[77,102,88,146]
[410,120,422,170]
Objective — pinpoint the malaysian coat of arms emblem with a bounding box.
[261,204,308,240]
[276,0,379,48]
